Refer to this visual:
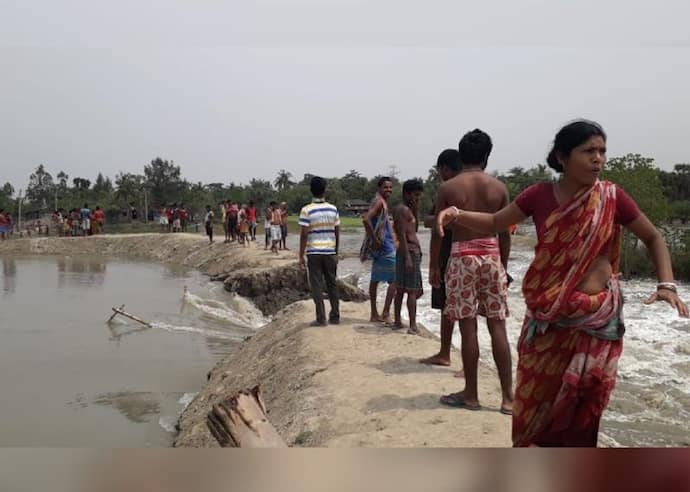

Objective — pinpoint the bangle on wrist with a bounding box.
[657,282,678,293]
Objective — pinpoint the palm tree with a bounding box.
[274,169,294,191]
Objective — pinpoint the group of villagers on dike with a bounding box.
[294,119,689,447]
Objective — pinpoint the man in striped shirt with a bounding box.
[299,176,341,326]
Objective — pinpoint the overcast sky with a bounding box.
[2,0,690,190]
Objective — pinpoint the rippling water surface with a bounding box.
[339,231,690,447]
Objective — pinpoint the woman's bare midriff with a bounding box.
[575,255,613,295]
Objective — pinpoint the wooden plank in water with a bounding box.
[108,305,151,328]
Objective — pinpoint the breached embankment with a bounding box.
[0,233,366,315]
[1,234,512,447]
[174,300,511,447]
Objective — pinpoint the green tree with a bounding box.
[56,171,69,192]
[26,164,55,206]
[92,173,113,194]
[340,170,368,199]
[2,182,14,197]
[659,163,690,202]
[497,164,553,199]
[602,154,668,225]
[669,201,690,225]
[246,178,274,207]
[144,158,183,206]
[114,172,145,206]
[0,182,14,211]
[602,154,669,278]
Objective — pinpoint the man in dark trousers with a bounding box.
[420,149,464,372]
[298,176,341,326]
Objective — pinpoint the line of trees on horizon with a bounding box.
[3,153,690,222]
[3,153,690,277]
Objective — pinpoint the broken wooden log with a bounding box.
[107,304,126,324]
[207,385,287,448]
[107,305,151,328]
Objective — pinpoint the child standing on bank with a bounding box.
[204,205,214,243]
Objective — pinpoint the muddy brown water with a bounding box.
[1,230,689,447]
[0,255,260,446]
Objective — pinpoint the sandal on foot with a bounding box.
[439,393,481,411]
[499,407,513,416]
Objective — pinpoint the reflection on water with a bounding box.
[2,258,16,294]
[0,255,247,447]
[56,256,107,289]
[92,392,161,424]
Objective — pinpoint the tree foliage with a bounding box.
[602,153,668,225]
[144,158,183,207]
[26,164,55,206]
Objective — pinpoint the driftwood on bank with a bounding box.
[207,386,287,448]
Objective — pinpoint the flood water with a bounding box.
[1,229,689,447]
[339,231,690,447]
[0,255,266,447]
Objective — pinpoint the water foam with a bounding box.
[158,416,176,433]
[345,244,690,445]
[179,392,197,409]
[182,288,268,329]
[151,321,244,341]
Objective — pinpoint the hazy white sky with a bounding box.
[2,0,690,189]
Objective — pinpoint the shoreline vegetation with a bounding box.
[0,234,515,447]
[4,157,690,279]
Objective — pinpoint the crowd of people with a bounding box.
[296,120,689,448]
[51,204,106,236]
[158,204,190,233]
[203,199,291,254]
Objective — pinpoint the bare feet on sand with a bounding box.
[419,354,451,366]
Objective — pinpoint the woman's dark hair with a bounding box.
[310,176,327,197]
[436,149,461,172]
[458,129,492,169]
[547,120,606,173]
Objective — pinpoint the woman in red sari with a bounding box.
[437,120,689,447]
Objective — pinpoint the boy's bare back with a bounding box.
[437,171,509,242]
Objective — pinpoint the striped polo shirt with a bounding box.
[298,198,340,255]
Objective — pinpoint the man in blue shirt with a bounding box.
[80,203,91,237]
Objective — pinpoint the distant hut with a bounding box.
[343,199,370,216]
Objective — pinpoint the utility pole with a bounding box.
[17,189,23,232]
[54,187,58,211]
[144,189,148,224]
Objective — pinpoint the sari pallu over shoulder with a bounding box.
[513,180,625,447]
[520,180,622,340]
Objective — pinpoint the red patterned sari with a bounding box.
[513,180,625,447]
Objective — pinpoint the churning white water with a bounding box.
[339,231,690,447]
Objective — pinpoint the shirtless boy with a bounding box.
[279,202,289,251]
[270,201,282,254]
[432,129,514,415]
[392,179,424,334]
